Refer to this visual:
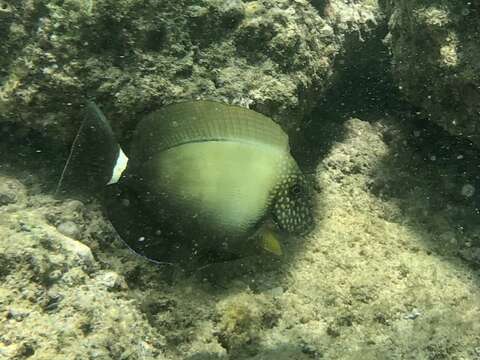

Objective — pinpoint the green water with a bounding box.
[0,0,479,359]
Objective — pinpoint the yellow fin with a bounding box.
[261,229,283,256]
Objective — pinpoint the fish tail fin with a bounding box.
[55,101,128,196]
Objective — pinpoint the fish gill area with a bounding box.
[1,0,480,359]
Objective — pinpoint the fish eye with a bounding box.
[290,183,302,196]
[0,2,11,12]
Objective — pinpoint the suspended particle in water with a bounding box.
[461,183,475,198]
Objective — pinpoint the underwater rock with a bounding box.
[215,292,276,354]
[56,220,81,239]
[58,234,95,270]
[2,111,480,358]
[0,0,338,144]
[316,0,383,36]
[384,1,480,145]
[6,307,30,321]
[94,270,127,291]
[0,176,26,206]
[310,0,394,119]
[459,247,480,266]
[0,182,164,359]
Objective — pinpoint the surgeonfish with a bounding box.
[57,100,314,264]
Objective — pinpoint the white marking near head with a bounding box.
[108,147,129,185]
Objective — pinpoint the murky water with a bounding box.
[1,1,479,359]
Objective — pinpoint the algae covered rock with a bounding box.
[0,197,164,359]
[3,1,480,359]
[215,292,276,355]
[0,176,27,206]
[385,1,480,145]
[0,0,338,143]
[2,112,480,358]
[315,0,382,37]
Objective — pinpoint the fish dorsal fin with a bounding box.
[130,100,289,163]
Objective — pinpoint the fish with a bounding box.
[57,100,314,264]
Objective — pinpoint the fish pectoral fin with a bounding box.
[260,228,283,256]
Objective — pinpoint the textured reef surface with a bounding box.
[0,0,338,142]
[2,109,480,359]
[1,0,480,359]
[384,0,480,145]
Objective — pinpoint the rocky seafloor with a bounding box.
[1,0,480,359]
